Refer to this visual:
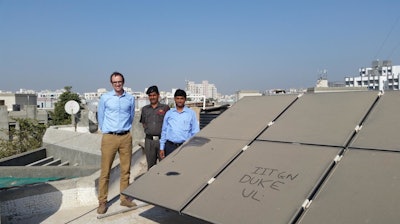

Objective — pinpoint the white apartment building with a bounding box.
[185,80,218,99]
[345,60,400,91]
[84,87,141,101]
[37,89,65,109]
[84,88,108,101]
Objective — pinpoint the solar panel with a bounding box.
[124,137,249,211]
[183,141,341,224]
[258,91,379,147]
[197,95,298,140]
[297,149,400,224]
[350,91,400,151]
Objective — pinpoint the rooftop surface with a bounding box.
[38,200,209,224]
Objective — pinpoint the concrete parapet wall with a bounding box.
[0,105,8,140]
[0,148,46,166]
[45,144,101,167]
[42,127,102,156]
[0,166,99,179]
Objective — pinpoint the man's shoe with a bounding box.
[97,202,107,214]
[120,199,137,208]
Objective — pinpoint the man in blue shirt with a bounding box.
[97,72,136,214]
[159,89,200,159]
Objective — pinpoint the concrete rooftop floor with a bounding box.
[34,200,209,224]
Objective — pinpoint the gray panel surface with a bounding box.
[183,141,341,224]
[298,149,400,224]
[123,137,249,211]
[197,95,297,140]
[258,91,378,146]
[350,91,400,151]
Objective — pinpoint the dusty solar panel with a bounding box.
[124,137,249,210]
[297,149,400,224]
[182,141,341,224]
[197,95,298,140]
[350,91,400,151]
[258,91,379,147]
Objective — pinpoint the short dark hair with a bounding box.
[174,89,186,98]
[146,85,159,95]
[110,72,125,83]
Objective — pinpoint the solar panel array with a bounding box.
[124,91,400,224]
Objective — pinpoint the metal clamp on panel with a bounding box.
[207,177,216,185]
[242,145,249,151]
[355,125,362,132]
[301,199,312,209]
[267,121,274,127]
[334,155,342,163]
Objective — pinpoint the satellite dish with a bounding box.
[65,100,80,115]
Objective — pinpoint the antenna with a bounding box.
[64,100,80,131]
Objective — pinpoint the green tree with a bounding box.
[49,86,81,125]
[0,118,47,159]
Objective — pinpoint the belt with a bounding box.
[106,131,129,136]
[146,134,160,140]
[166,140,183,147]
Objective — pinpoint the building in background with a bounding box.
[83,88,108,101]
[37,89,66,109]
[345,60,400,91]
[0,92,37,112]
[185,80,218,99]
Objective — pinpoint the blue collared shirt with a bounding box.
[98,90,135,133]
[160,106,200,150]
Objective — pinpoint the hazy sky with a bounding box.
[1,1,400,95]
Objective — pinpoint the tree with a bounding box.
[0,118,47,159]
[49,86,81,125]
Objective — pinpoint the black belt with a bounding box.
[106,131,129,136]
[166,140,183,147]
[146,134,160,140]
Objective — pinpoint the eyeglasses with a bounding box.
[112,81,123,84]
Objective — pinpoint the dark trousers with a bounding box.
[164,140,183,157]
[144,138,160,170]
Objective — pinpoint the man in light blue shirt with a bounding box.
[97,72,136,214]
[159,89,200,158]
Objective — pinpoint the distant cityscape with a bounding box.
[1,60,400,112]
[0,79,307,112]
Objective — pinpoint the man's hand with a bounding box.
[159,150,165,160]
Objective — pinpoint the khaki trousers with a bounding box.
[98,133,132,203]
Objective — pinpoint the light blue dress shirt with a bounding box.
[160,106,200,150]
[97,90,135,133]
